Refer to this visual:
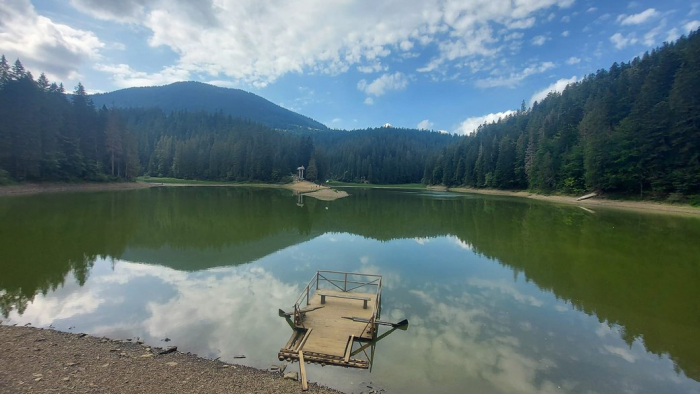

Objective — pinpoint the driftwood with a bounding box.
[576,192,598,201]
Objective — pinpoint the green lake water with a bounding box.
[1,187,699,393]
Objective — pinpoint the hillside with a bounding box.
[425,30,700,200]
[91,81,327,131]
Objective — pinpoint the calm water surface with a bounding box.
[1,187,699,393]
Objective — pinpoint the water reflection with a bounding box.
[1,187,699,393]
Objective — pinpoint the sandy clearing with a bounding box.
[432,186,700,217]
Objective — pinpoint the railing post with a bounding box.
[316,272,319,290]
[344,273,348,292]
[306,285,310,305]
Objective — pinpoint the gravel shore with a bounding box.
[0,325,342,394]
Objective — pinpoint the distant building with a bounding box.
[297,165,305,180]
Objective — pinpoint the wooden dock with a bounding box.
[278,271,382,369]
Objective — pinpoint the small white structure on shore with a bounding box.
[297,166,305,180]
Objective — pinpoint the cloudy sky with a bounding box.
[1,0,698,133]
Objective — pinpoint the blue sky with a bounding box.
[1,0,699,133]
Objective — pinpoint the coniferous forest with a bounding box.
[1,30,699,199]
[425,30,700,198]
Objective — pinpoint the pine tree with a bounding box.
[0,55,10,86]
[11,59,25,80]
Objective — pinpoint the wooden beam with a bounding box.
[344,335,354,363]
[295,328,312,352]
[299,351,308,391]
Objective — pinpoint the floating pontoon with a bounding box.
[278,270,407,372]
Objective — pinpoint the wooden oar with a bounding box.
[342,316,408,328]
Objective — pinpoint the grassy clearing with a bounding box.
[136,176,238,185]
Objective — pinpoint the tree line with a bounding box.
[2,29,698,196]
[0,56,453,185]
[424,30,700,198]
[0,56,139,183]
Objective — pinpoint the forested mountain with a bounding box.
[425,30,700,198]
[2,30,698,195]
[91,81,327,131]
[0,57,449,184]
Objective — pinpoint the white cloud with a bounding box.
[95,63,190,88]
[475,61,555,88]
[417,119,434,130]
[561,30,569,37]
[331,118,342,124]
[357,72,409,97]
[531,35,549,46]
[363,97,374,105]
[617,8,658,25]
[610,32,638,49]
[603,345,637,363]
[565,56,580,64]
[586,7,597,13]
[504,32,524,41]
[643,19,667,46]
[455,110,516,135]
[357,62,388,74]
[66,0,576,87]
[399,40,414,51]
[685,20,700,33]
[507,17,536,29]
[0,0,104,81]
[666,28,680,43]
[561,15,571,23]
[529,76,577,105]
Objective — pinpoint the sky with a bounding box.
[1,0,699,134]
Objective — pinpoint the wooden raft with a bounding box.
[279,271,382,369]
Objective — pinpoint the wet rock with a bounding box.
[283,371,298,381]
[159,346,177,355]
[162,338,171,342]
[233,355,246,359]
[77,333,87,338]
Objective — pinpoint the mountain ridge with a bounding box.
[90,81,327,131]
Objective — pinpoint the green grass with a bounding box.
[136,176,296,186]
[137,176,244,185]
[325,181,426,189]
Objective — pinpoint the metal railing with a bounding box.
[291,270,382,334]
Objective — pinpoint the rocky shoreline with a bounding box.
[0,325,342,394]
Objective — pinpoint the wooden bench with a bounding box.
[317,291,371,309]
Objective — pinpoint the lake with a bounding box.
[1,186,699,393]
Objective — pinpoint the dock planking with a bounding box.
[278,271,382,369]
